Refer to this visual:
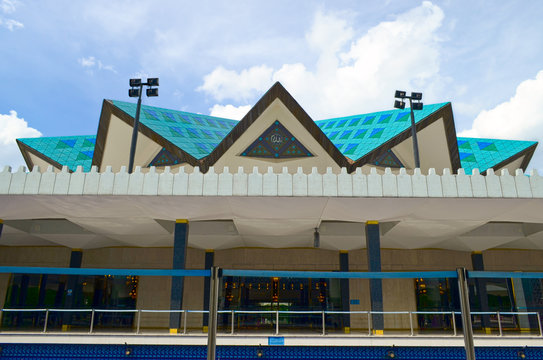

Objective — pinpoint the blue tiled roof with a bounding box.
[111,100,238,159]
[17,101,537,173]
[457,137,536,174]
[18,135,96,172]
[315,103,449,160]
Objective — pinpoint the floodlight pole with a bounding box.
[394,91,423,169]
[408,97,421,169]
[128,78,159,173]
[128,85,143,174]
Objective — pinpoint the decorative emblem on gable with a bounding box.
[241,120,313,159]
[373,149,404,168]
[149,147,184,167]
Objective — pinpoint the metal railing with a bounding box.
[0,308,540,337]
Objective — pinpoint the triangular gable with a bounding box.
[93,100,238,171]
[149,147,184,167]
[315,103,448,160]
[111,100,237,159]
[241,120,313,158]
[201,82,350,171]
[315,102,460,172]
[17,135,96,172]
[457,137,537,174]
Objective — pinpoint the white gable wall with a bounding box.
[100,114,163,172]
[213,99,341,174]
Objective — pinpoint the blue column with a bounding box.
[339,251,351,332]
[170,219,189,332]
[471,251,490,330]
[366,221,383,333]
[202,250,214,329]
[63,249,82,331]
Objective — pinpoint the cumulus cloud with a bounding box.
[0,110,42,168]
[198,65,274,102]
[0,0,23,31]
[459,70,543,140]
[459,70,543,170]
[199,2,445,119]
[78,56,117,73]
[209,104,250,120]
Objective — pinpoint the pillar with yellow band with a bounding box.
[170,218,189,332]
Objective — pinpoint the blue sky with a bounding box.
[2,0,543,170]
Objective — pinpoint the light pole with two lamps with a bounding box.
[128,78,159,173]
[393,90,423,169]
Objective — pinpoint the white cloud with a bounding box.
[198,65,274,102]
[209,104,250,120]
[0,0,18,14]
[459,70,543,170]
[0,110,42,168]
[0,0,22,31]
[459,70,543,140]
[78,56,116,73]
[199,2,445,119]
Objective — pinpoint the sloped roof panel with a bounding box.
[18,135,96,171]
[315,102,449,160]
[111,100,238,159]
[457,137,537,174]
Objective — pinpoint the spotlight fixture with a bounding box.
[313,227,320,248]
[518,348,527,359]
[124,343,132,356]
[393,89,424,168]
[257,344,263,358]
[127,77,160,173]
[386,349,395,358]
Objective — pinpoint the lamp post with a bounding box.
[128,78,159,173]
[394,90,423,169]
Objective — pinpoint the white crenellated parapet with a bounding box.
[1,166,543,199]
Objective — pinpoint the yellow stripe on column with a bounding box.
[176,219,189,223]
[366,220,379,225]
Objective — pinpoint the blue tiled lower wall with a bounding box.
[0,344,541,360]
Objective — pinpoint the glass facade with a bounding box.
[219,277,344,332]
[2,274,138,331]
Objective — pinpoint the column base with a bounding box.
[169,328,179,334]
[373,329,384,335]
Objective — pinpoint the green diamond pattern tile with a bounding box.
[457,137,536,174]
[18,135,96,172]
[315,102,449,160]
[112,100,238,159]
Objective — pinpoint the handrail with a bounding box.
[0,308,541,338]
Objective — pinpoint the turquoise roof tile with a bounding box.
[111,100,238,159]
[18,135,96,172]
[457,137,536,174]
[315,102,449,160]
[17,100,537,173]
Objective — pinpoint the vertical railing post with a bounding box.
[183,311,187,335]
[43,309,49,333]
[274,310,279,335]
[322,311,326,336]
[231,310,235,335]
[368,312,372,336]
[537,312,542,337]
[207,267,220,360]
[409,312,414,336]
[136,310,141,334]
[457,268,475,360]
[89,309,95,334]
[497,311,502,336]
[452,311,457,336]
